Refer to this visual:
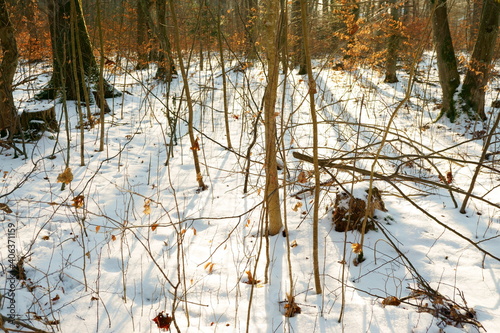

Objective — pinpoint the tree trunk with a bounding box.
[430,0,460,122]
[384,0,400,83]
[243,0,258,59]
[291,0,307,74]
[262,0,283,236]
[460,0,499,120]
[153,0,175,81]
[168,0,207,191]
[37,0,120,101]
[300,0,322,294]
[0,0,19,140]
[135,0,151,70]
[22,0,43,62]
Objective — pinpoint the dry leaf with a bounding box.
[382,296,401,306]
[57,168,73,184]
[204,262,215,274]
[51,294,60,303]
[292,202,303,212]
[351,243,362,254]
[143,199,151,215]
[0,203,12,214]
[290,240,298,248]
[95,226,101,233]
[152,312,172,330]
[41,235,50,240]
[244,270,260,285]
[190,137,200,151]
[192,227,197,235]
[71,195,84,208]
[111,235,116,241]
[446,171,453,184]
[85,251,91,259]
[297,171,308,183]
[151,223,159,231]
[180,229,187,235]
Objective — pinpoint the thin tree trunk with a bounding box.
[0,0,19,140]
[460,0,499,120]
[216,0,233,149]
[430,0,460,122]
[300,0,322,294]
[168,0,208,191]
[262,0,283,236]
[154,0,175,81]
[292,0,307,74]
[136,0,150,70]
[243,0,258,59]
[384,0,400,83]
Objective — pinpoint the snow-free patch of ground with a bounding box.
[1,54,499,332]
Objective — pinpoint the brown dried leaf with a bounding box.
[71,195,85,208]
[151,223,159,231]
[111,235,116,241]
[244,270,260,284]
[191,137,200,151]
[446,171,453,184]
[143,199,151,215]
[0,203,12,214]
[382,296,401,306]
[95,226,101,233]
[297,171,308,183]
[41,235,50,240]
[351,243,362,254]
[57,168,73,184]
[292,202,303,212]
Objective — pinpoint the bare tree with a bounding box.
[0,0,19,141]
[430,0,460,121]
[384,0,400,83]
[262,0,283,236]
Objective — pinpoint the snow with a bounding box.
[1,54,499,332]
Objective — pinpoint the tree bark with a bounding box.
[460,0,499,120]
[135,0,151,70]
[153,0,175,81]
[262,0,283,236]
[430,0,460,122]
[291,0,307,74]
[0,0,19,139]
[37,0,120,101]
[384,0,400,83]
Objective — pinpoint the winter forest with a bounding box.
[0,0,499,332]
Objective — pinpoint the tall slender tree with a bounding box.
[384,0,400,83]
[430,0,460,121]
[0,0,19,141]
[262,0,283,236]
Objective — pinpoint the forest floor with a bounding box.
[1,54,499,332]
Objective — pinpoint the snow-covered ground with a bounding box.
[1,54,499,332]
